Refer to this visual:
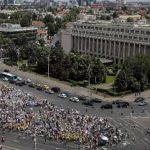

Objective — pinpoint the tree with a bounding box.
[43,14,54,25]
[127,17,134,22]
[113,12,118,18]
[87,9,94,15]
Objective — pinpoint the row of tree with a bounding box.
[114,55,150,92]
[4,42,106,84]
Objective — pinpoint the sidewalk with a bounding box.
[0,62,150,102]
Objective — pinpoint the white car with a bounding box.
[26,79,31,83]
[138,101,148,106]
[2,77,9,81]
[17,76,22,81]
[69,97,79,102]
[58,93,67,98]
[45,89,54,94]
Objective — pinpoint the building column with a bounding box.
[92,38,94,54]
[77,36,80,51]
[144,45,146,55]
[118,41,121,63]
[81,37,83,52]
[128,43,130,57]
[84,37,87,54]
[109,40,111,58]
[96,38,99,56]
[89,38,91,54]
[123,42,125,61]
[104,40,107,57]
[133,43,135,56]
[139,44,141,54]
[114,41,116,63]
[100,39,103,56]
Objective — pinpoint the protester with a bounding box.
[0,85,125,149]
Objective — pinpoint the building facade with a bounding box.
[61,21,150,64]
[0,23,37,42]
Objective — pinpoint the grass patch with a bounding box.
[106,75,116,83]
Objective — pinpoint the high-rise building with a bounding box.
[116,0,126,9]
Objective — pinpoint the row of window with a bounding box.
[72,30,149,42]
[73,25,150,35]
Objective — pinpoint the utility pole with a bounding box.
[48,53,50,79]
[17,48,20,70]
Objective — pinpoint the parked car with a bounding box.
[43,85,49,90]
[134,97,145,102]
[51,87,60,93]
[9,79,17,84]
[117,102,129,108]
[78,95,88,101]
[101,104,113,109]
[28,83,36,88]
[138,101,148,106]
[91,98,102,103]
[69,97,79,102]
[17,76,22,81]
[82,100,93,106]
[2,77,9,81]
[16,80,26,86]
[3,69,9,72]
[36,85,43,91]
[58,93,67,98]
[112,100,123,104]
[26,79,31,83]
[45,89,54,94]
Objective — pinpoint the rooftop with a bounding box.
[0,23,37,32]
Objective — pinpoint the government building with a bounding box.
[61,20,150,63]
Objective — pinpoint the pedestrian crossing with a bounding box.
[107,117,150,149]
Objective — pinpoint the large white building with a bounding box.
[61,20,150,64]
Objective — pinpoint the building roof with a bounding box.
[0,23,37,32]
[32,21,45,28]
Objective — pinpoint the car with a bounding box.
[78,95,87,101]
[91,98,102,103]
[43,85,49,90]
[36,86,43,91]
[82,100,93,106]
[17,76,22,81]
[15,80,26,86]
[3,69,9,72]
[51,87,61,93]
[69,97,79,102]
[28,83,36,88]
[45,89,54,94]
[58,93,67,98]
[101,104,113,109]
[2,77,9,81]
[112,100,123,104]
[134,97,145,102]
[117,102,129,108]
[26,79,31,83]
[138,101,148,106]
[9,79,17,84]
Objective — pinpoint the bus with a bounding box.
[0,72,17,81]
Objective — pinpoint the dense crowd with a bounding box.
[0,85,125,149]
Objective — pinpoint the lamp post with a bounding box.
[48,53,50,79]
[17,48,20,70]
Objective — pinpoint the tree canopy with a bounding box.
[114,55,150,92]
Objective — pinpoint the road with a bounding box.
[1,80,150,150]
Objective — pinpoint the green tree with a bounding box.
[43,14,54,25]
[113,12,118,18]
[127,17,134,22]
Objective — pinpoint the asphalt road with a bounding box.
[1,80,150,150]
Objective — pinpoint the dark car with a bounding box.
[51,87,61,93]
[3,69,9,73]
[112,100,123,104]
[101,104,113,109]
[28,83,36,88]
[36,86,43,91]
[82,100,93,106]
[134,97,145,102]
[16,80,26,86]
[117,102,129,108]
[91,98,102,103]
[9,79,17,84]
[78,95,87,101]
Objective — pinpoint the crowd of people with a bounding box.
[0,85,125,149]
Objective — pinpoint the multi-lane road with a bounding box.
[1,80,150,150]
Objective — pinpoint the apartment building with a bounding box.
[61,20,150,63]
